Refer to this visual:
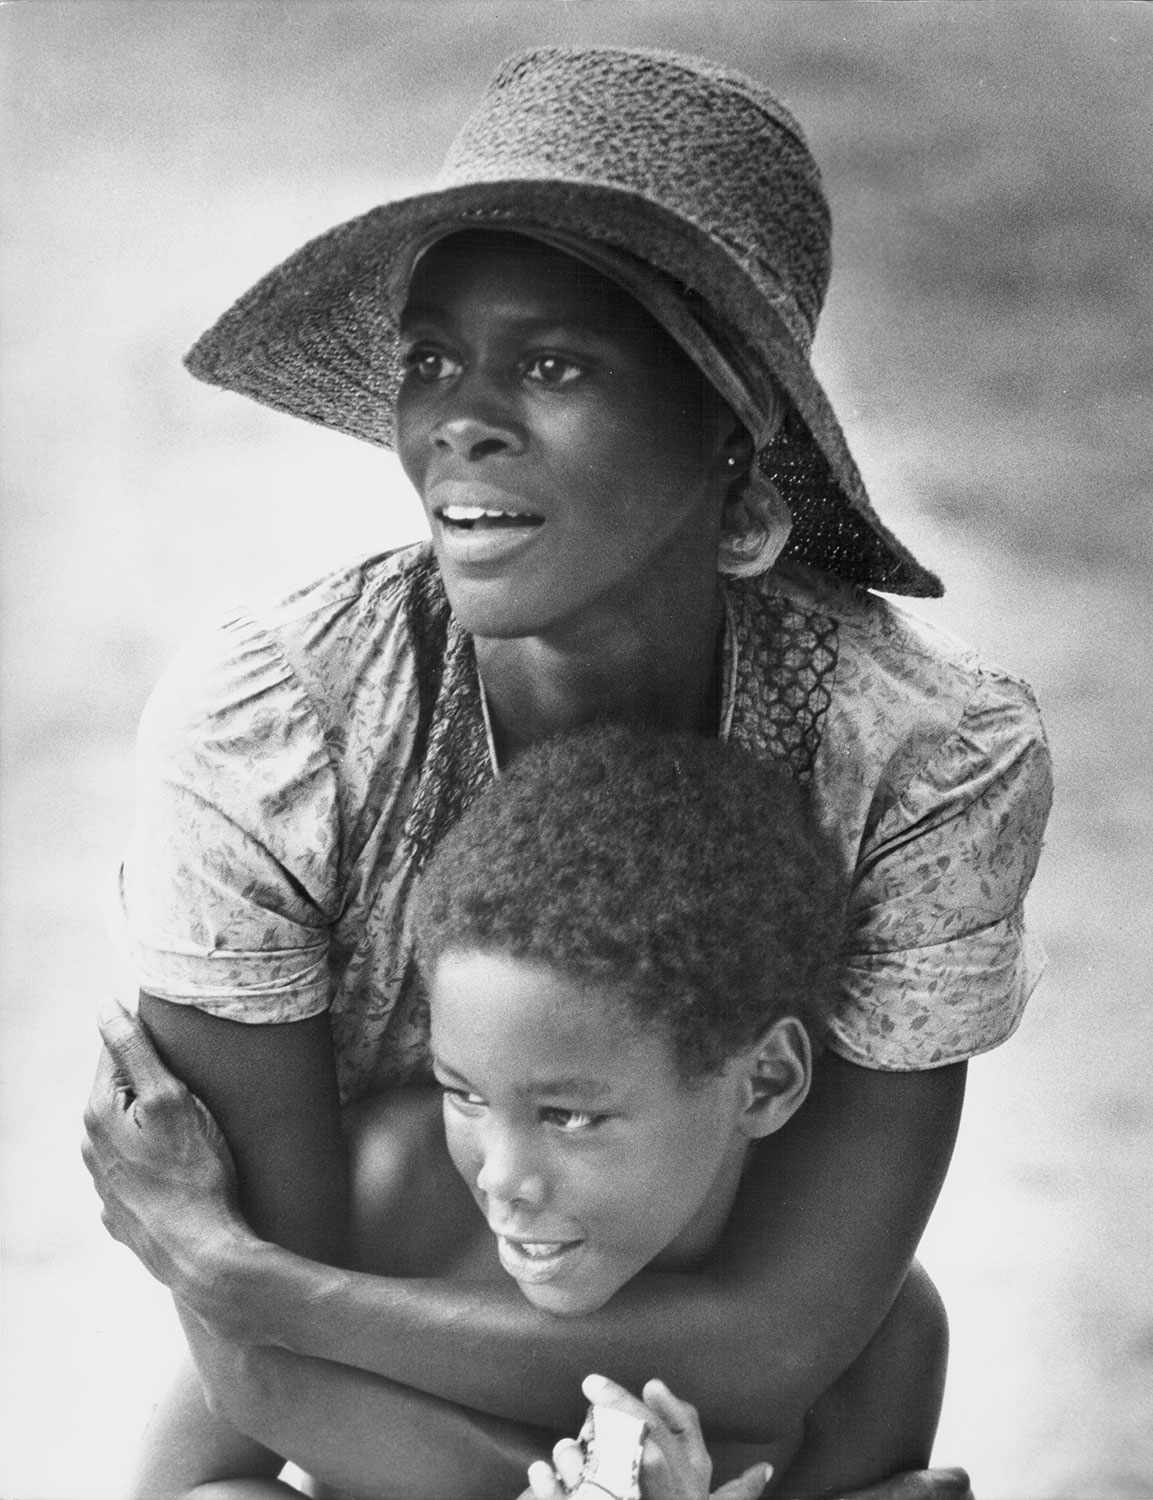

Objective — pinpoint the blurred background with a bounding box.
[2,3,1151,1496]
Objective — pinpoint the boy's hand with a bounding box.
[520,1373,772,1500]
[515,1372,973,1500]
[81,1002,247,1299]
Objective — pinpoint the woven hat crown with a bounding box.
[437,47,832,352]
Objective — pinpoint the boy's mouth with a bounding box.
[497,1234,584,1284]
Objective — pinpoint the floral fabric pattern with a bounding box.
[118,543,1052,1101]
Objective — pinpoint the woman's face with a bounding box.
[396,232,734,640]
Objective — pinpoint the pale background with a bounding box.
[2,3,1151,1497]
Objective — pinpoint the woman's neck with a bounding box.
[474,576,725,764]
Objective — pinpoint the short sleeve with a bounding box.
[116,612,341,1023]
[829,668,1053,1070]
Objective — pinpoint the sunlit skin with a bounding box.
[395,231,748,757]
[428,948,810,1318]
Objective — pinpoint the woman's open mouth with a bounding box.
[429,484,547,567]
[438,503,545,531]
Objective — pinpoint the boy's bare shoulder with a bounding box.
[345,1086,496,1281]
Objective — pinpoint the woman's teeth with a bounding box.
[440,505,542,528]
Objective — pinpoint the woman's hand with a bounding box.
[519,1373,772,1500]
[81,1002,249,1301]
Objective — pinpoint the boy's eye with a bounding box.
[541,1107,603,1133]
[440,1084,485,1112]
[523,354,584,387]
[403,346,461,384]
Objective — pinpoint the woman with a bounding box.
[86,46,1050,1497]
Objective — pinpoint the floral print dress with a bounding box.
[118,544,1052,1103]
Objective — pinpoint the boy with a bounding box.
[91,726,950,1499]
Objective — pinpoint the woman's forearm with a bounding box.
[185,1058,966,1441]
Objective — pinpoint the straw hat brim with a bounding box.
[186,177,942,597]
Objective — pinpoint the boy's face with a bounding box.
[395,232,731,642]
[428,948,753,1317]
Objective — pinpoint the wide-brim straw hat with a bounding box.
[186,46,942,597]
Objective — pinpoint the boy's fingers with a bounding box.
[833,1470,973,1500]
[96,1002,171,1097]
[551,1438,584,1491]
[580,1372,653,1426]
[712,1463,774,1500]
[640,1376,703,1440]
[525,1460,564,1500]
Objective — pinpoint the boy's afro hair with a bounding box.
[413,724,846,1078]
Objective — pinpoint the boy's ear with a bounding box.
[737,1017,812,1140]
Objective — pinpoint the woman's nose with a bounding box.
[475,1126,547,1210]
[432,388,525,462]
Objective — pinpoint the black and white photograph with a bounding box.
[2,4,1150,1498]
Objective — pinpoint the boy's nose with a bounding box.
[475,1129,547,1210]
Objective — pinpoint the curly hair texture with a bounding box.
[414,725,845,1079]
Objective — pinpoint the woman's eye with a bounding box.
[404,347,460,384]
[541,1107,602,1133]
[523,355,584,387]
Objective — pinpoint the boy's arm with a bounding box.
[127,1356,295,1500]
[190,1327,555,1500]
[89,1010,963,1442]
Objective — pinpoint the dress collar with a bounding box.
[401,566,837,872]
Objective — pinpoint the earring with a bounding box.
[717,466,793,579]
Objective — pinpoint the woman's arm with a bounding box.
[89,1008,963,1443]
[96,997,350,1489]
[137,996,349,1262]
[215,1053,965,1440]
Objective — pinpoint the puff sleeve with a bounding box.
[117,612,341,1022]
[829,668,1053,1070]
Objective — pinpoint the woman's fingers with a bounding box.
[97,1000,179,1103]
[80,999,243,1292]
[85,1044,122,1126]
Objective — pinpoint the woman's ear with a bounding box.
[712,381,785,480]
[736,1017,812,1140]
[714,418,755,493]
